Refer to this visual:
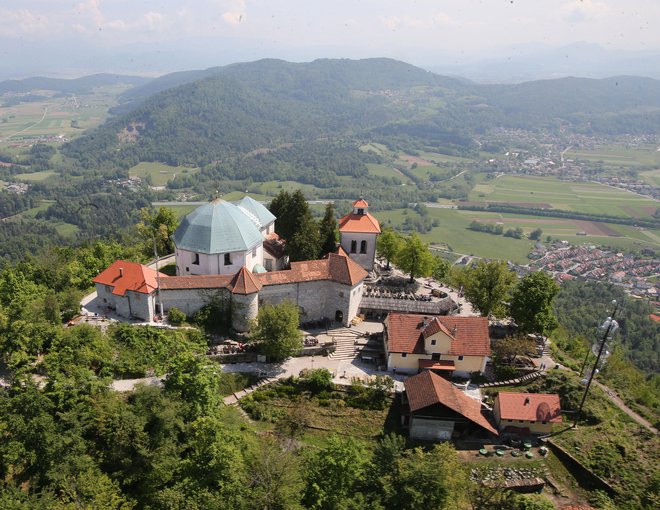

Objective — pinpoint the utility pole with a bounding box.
[573,300,619,428]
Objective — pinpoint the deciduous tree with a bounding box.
[250,301,302,361]
[395,233,435,283]
[376,227,403,269]
[510,271,560,335]
[137,207,178,256]
[462,260,516,318]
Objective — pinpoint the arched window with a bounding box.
[360,240,367,254]
[350,240,357,253]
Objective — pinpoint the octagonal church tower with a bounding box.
[172,198,276,276]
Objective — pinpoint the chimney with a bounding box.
[119,267,124,277]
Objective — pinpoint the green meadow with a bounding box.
[129,162,199,187]
[468,175,659,219]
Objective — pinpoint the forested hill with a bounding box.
[0,73,150,95]
[62,58,660,168]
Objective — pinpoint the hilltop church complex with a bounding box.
[94,197,380,332]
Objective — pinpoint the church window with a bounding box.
[192,253,200,265]
[350,240,357,253]
[360,240,367,253]
[224,253,232,266]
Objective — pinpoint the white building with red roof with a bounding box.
[93,260,168,321]
[384,313,490,377]
[338,199,381,271]
[493,392,562,435]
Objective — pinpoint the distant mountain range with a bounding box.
[0,74,149,95]
[57,58,660,169]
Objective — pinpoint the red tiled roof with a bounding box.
[93,260,167,296]
[229,266,263,294]
[263,237,286,259]
[353,198,369,208]
[159,274,233,290]
[385,313,490,357]
[419,360,455,371]
[496,392,562,423]
[160,253,367,292]
[338,212,381,234]
[404,371,497,435]
[649,313,660,323]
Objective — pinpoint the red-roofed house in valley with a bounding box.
[493,392,562,435]
[403,371,498,440]
[338,199,381,271]
[384,313,490,377]
[93,260,168,321]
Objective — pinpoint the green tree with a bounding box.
[250,301,302,361]
[287,215,321,262]
[137,207,178,257]
[529,228,543,241]
[268,191,293,240]
[302,436,366,510]
[395,233,435,282]
[510,271,560,335]
[269,190,321,261]
[318,203,339,257]
[376,227,403,269]
[164,351,222,419]
[462,260,516,318]
[491,335,538,365]
[432,255,452,282]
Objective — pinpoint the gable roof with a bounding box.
[405,371,497,435]
[496,392,562,423]
[353,199,369,208]
[228,266,263,294]
[338,211,381,234]
[93,260,167,296]
[386,314,490,357]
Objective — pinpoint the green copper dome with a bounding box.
[173,199,264,254]
[236,196,276,228]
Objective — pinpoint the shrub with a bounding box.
[167,307,186,326]
[301,368,334,394]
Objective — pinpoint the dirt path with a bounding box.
[593,380,658,434]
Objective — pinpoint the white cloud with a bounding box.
[561,0,611,23]
[220,0,246,26]
[381,12,455,31]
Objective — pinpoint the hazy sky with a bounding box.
[2,1,660,79]
[3,0,659,53]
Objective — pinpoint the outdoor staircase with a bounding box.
[328,327,363,360]
[479,370,544,388]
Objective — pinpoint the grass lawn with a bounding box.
[366,163,402,179]
[54,222,80,237]
[468,175,659,219]
[129,162,199,187]
[640,168,660,187]
[249,180,321,197]
[566,144,660,168]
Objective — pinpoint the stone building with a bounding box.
[338,199,381,271]
[93,260,168,321]
[95,197,373,331]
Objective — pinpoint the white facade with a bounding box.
[340,232,378,271]
[176,244,264,276]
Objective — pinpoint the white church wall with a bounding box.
[339,232,377,270]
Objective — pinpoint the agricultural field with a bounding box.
[640,168,660,187]
[13,170,58,182]
[366,163,404,179]
[0,84,130,151]
[129,162,199,187]
[468,175,659,219]
[565,143,660,168]
[378,206,660,264]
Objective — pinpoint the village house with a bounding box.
[493,392,562,435]
[402,370,498,440]
[384,313,490,377]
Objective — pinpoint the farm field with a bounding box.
[468,175,659,218]
[366,163,403,179]
[0,84,130,150]
[378,207,660,264]
[565,143,660,167]
[640,168,660,187]
[129,162,199,187]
